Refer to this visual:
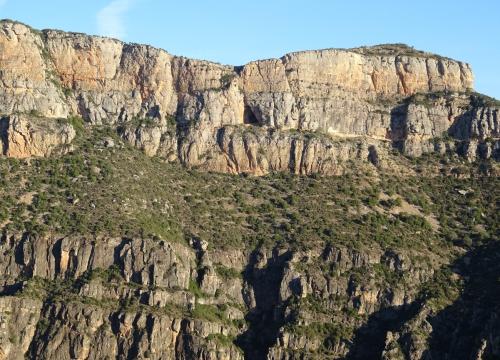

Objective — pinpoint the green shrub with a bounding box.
[215,265,242,279]
[65,115,85,136]
[190,303,226,323]
[188,280,204,298]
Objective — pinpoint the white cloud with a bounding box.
[97,0,134,39]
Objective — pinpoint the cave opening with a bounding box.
[243,106,259,125]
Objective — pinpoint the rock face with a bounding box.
[0,231,438,360]
[0,22,69,118]
[2,228,497,359]
[1,20,497,172]
[0,297,42,360]
[0,232,245,360]
[0,115,76,158]
[240,47,472,133]
[390,93,499,158]
[0,295,244,360]
[0,21,473,126]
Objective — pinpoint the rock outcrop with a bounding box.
[0,297,42,360]
[1,21,473,126]
[390,93,499,158]
[0,115,76,158]
[0,231,443,360]
[1,20,497,172]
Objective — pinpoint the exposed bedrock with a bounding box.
[1,20,497,173]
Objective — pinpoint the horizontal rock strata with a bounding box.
[1,20,497,174]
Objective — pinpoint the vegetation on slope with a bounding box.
[0,125,498,358]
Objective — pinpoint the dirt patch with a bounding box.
[19,191,35,205]
[380,193,440,231]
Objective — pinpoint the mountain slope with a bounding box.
[0,19,498,360]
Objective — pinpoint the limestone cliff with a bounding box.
[1,20,497,174]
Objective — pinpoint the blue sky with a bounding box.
[1,0,499,98]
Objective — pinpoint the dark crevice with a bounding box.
[389,103,409,152]
[146,104,161,119]
[51,238,63,275]
[109,312,122,335]
[0,116,9,155]
[368,145,380,166]
[0,282,23,296]
[75,94,93,124]
[113,237,131,276]
[125,314,142,360]
[216,127,226,151]
[288,138,298,172]
[236,246,294,360]
[175,319,196,360]
[16,232,34,278]
[233,65,245,76]
[448,109,474,140]
[345,301,422,359]
[27,302,56,358]
[190,235,207,287]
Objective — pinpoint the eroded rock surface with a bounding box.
[1,20,497,173]
[0,115,75,158]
